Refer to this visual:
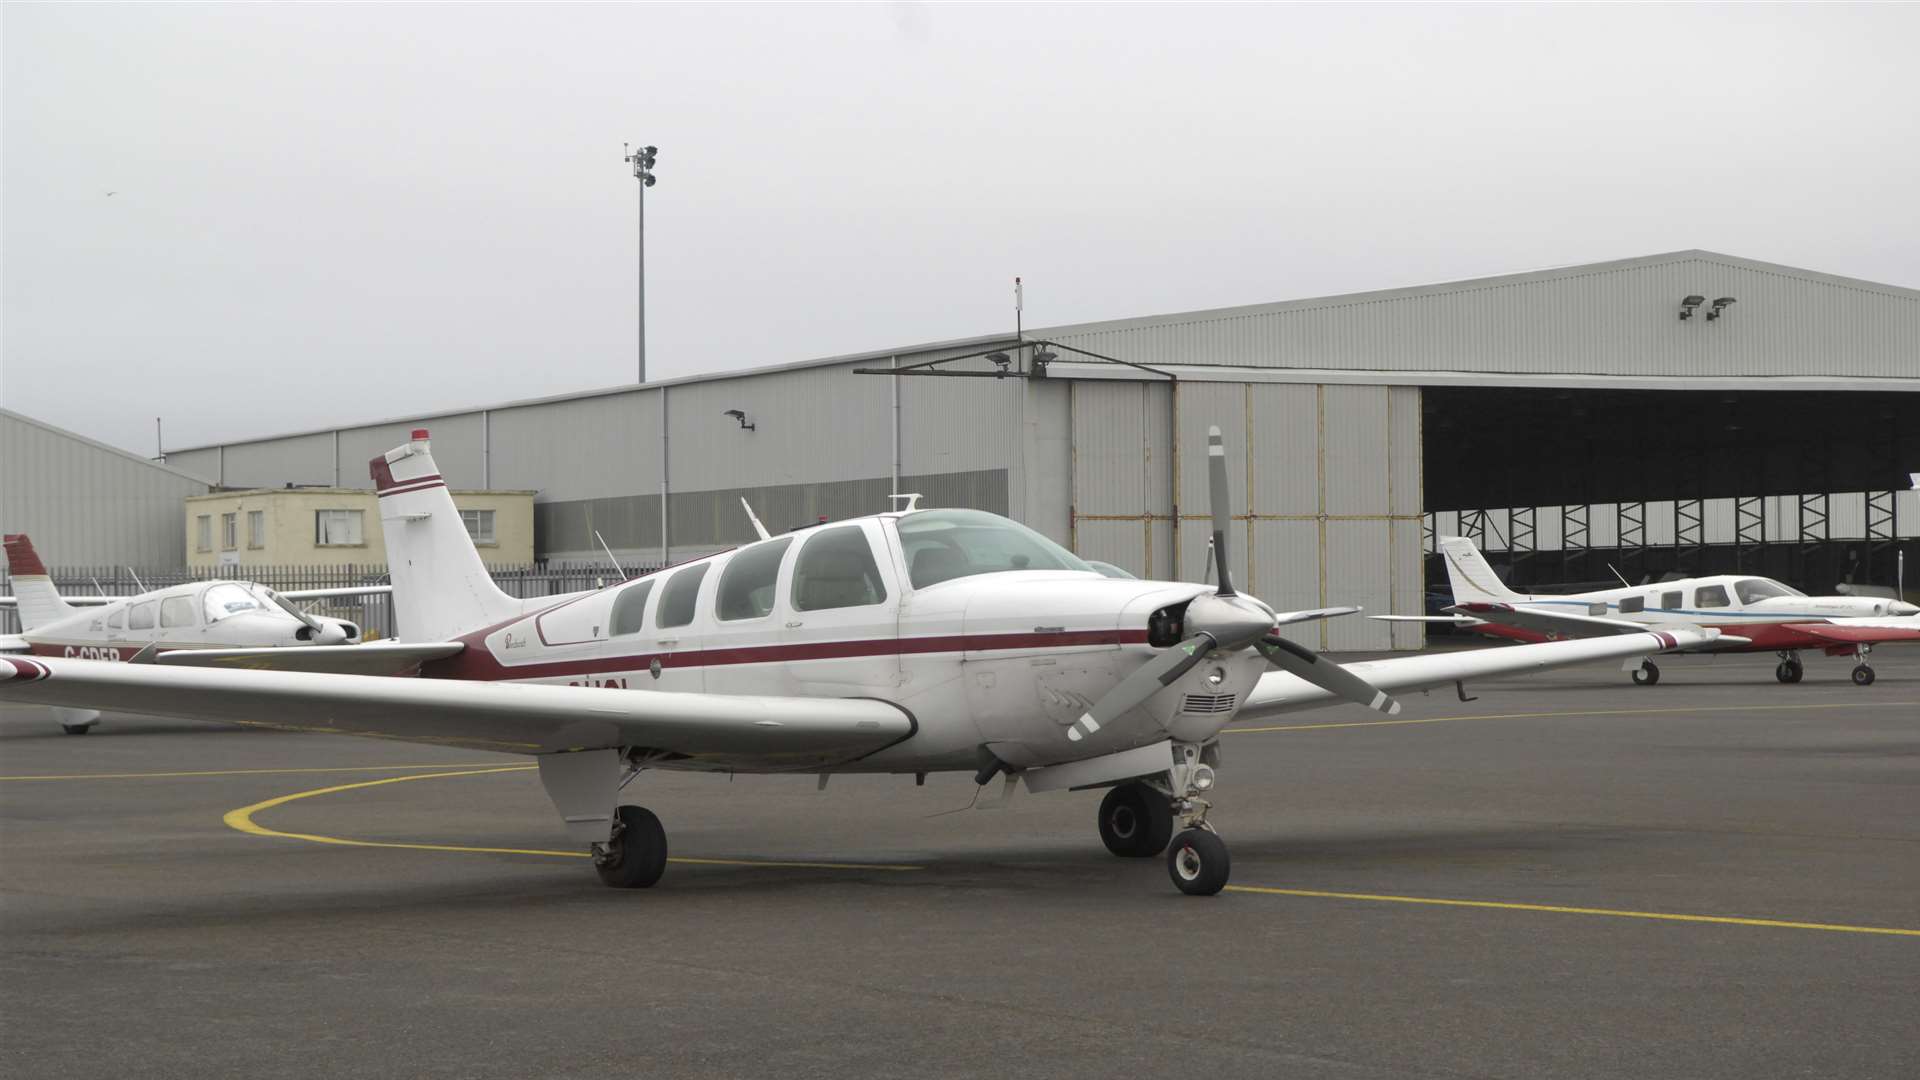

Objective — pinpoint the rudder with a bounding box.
[2,535,76,632]
[371,430,520,642]
[1436,536,1528,605]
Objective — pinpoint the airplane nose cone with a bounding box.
[1891,601,1920,617]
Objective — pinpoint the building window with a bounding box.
[196,515,212,553]
[460,509,495,544]
[221,513,238,551]
[315,509,364,546]
[247,510,265,549]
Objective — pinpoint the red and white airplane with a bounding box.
[0,429,1717,895]
[1383,536,1920,687]
[1,535,398,732]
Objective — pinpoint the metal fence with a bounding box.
[0,561,662,638]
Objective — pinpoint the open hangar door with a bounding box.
[1422,387,1919,599]
[1066,378,1424,651]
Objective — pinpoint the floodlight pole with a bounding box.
[625,142,658,384]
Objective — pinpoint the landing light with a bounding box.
[1205,666,1227,687]
[1192,765,1217,792]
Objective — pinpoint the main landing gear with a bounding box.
[593,805,668,888]
[1631,660,1661,686]
[1099,742,1230,896]
[1775,651,1804,684]
[1852,644,1876,687]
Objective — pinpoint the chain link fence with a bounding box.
[1,561,662,638]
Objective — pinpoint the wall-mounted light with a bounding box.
[986,352,1011,378]
[1706,297,1737,321]
[723,409,756,432]
[1679,295,1705,320]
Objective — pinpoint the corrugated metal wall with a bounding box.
[1047,253,1920,379]
[1,411,210,565]
[1069,381,1422,651]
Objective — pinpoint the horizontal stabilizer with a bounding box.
[1271,605,1362,626]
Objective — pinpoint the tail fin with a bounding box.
[371,430,519,642]
[3,535,76,631]
[1436,536,1528,605]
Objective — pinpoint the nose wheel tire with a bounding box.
[1631,661,1660,686]
[1775,660,1803,684]
[593,805,668,889]
[60,723,92,735]
[1852,665,1876,687]
[1098,782,1175,858]
[1167,828,1231,896]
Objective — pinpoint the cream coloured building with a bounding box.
[184,487,534,569]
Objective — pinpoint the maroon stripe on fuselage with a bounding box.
[424,628,1149,682]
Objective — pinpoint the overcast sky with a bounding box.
[4,3,1916,455]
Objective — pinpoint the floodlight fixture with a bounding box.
[1706,297,1737,321]
[1679,295,1705,320]
[723,409,756,432]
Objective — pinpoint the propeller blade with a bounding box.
[1254,634,1400,715]
[1207,425,1234,596]
[266,590,325,634]
[1067,632,1215,742]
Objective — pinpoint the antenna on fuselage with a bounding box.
[888,493,924,512]
[740,498,771,541]
[126,568,147,593]
[90,577,109,598]
[593,531,629,583]
[1607,563,1631,588]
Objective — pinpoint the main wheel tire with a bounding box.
[594,805,668,889]
[1167,828,1231,896]
[1776,661,1803,684]
[60,723,92,735]
[1632,662,1660,686]
[1852,665,1876,687]
[1098,782,1174,858]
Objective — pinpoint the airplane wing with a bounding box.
[275,585,393,602]
[1439,602,1747,648]
[1780,621,1920,646]
[0,596,112,607]
[154,641,465,677]
[0,655,913,765]
[1371,614,1482,626]
[1236,627,1720,720]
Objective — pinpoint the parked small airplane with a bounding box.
[1381,536,1920,687]
[0,430,1716,895]
[1,534,397,732]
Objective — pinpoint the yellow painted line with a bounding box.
[222,766,922,872]
[1,763,518,782]
[1226,700,1920,735]
[1225,884,1920,938]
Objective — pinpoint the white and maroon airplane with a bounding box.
[0,429,1716,895]
[1,535,402,732]
[1383,536,1920,687]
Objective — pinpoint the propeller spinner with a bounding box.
[1067,425,1399,742]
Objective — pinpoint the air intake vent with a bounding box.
[1180,692,1237,715]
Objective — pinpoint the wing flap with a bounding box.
[1237,628,1719,720]
[155,641,464,676]
[0,656,913,765]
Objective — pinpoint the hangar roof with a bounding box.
[169,249,1918,453]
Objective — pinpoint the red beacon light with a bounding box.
[412,428,430,441]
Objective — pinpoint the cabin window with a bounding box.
[315,509,364,546]
[1735,578,1803,604]
[128,601,157,630]
[1694,585,1731,609]
[195,515,212,553]
[655,564,709,629]
[461,509,495,544]
[108,608,126,632]
[203,583,265,623]
[160,596,196,628]
[895,509,1092,589]
[793,526,890,611]
[1618,596,1645,613]
[717,538,793,621]
[247,510,266,549]
[1660,591,1682,609]
[221,513,239,551]
[609,580,655,637]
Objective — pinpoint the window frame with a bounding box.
[221,512,239,551]
[195,515,213,553]
[315,509,365,547]
[716,538,793,622]
[460,508,496,545]
[246,509,266,549]
[791,525,891,613]
[1694,584,1731,609]
[654,563,710,630]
